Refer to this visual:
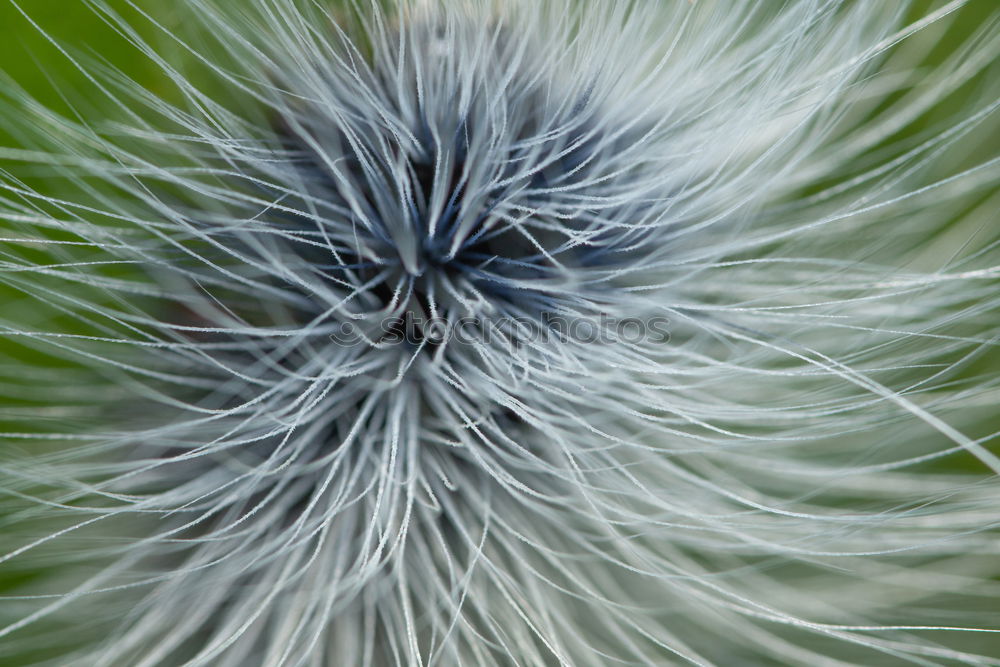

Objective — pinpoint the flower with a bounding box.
[1,0,998,664]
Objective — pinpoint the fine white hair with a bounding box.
[1,0,999,664]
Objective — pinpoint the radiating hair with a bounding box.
[1,0,999,664]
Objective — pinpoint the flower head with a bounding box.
[1,1,999,664]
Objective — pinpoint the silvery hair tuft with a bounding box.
[1,1,999,665]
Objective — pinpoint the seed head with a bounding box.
[1,1,999,665]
